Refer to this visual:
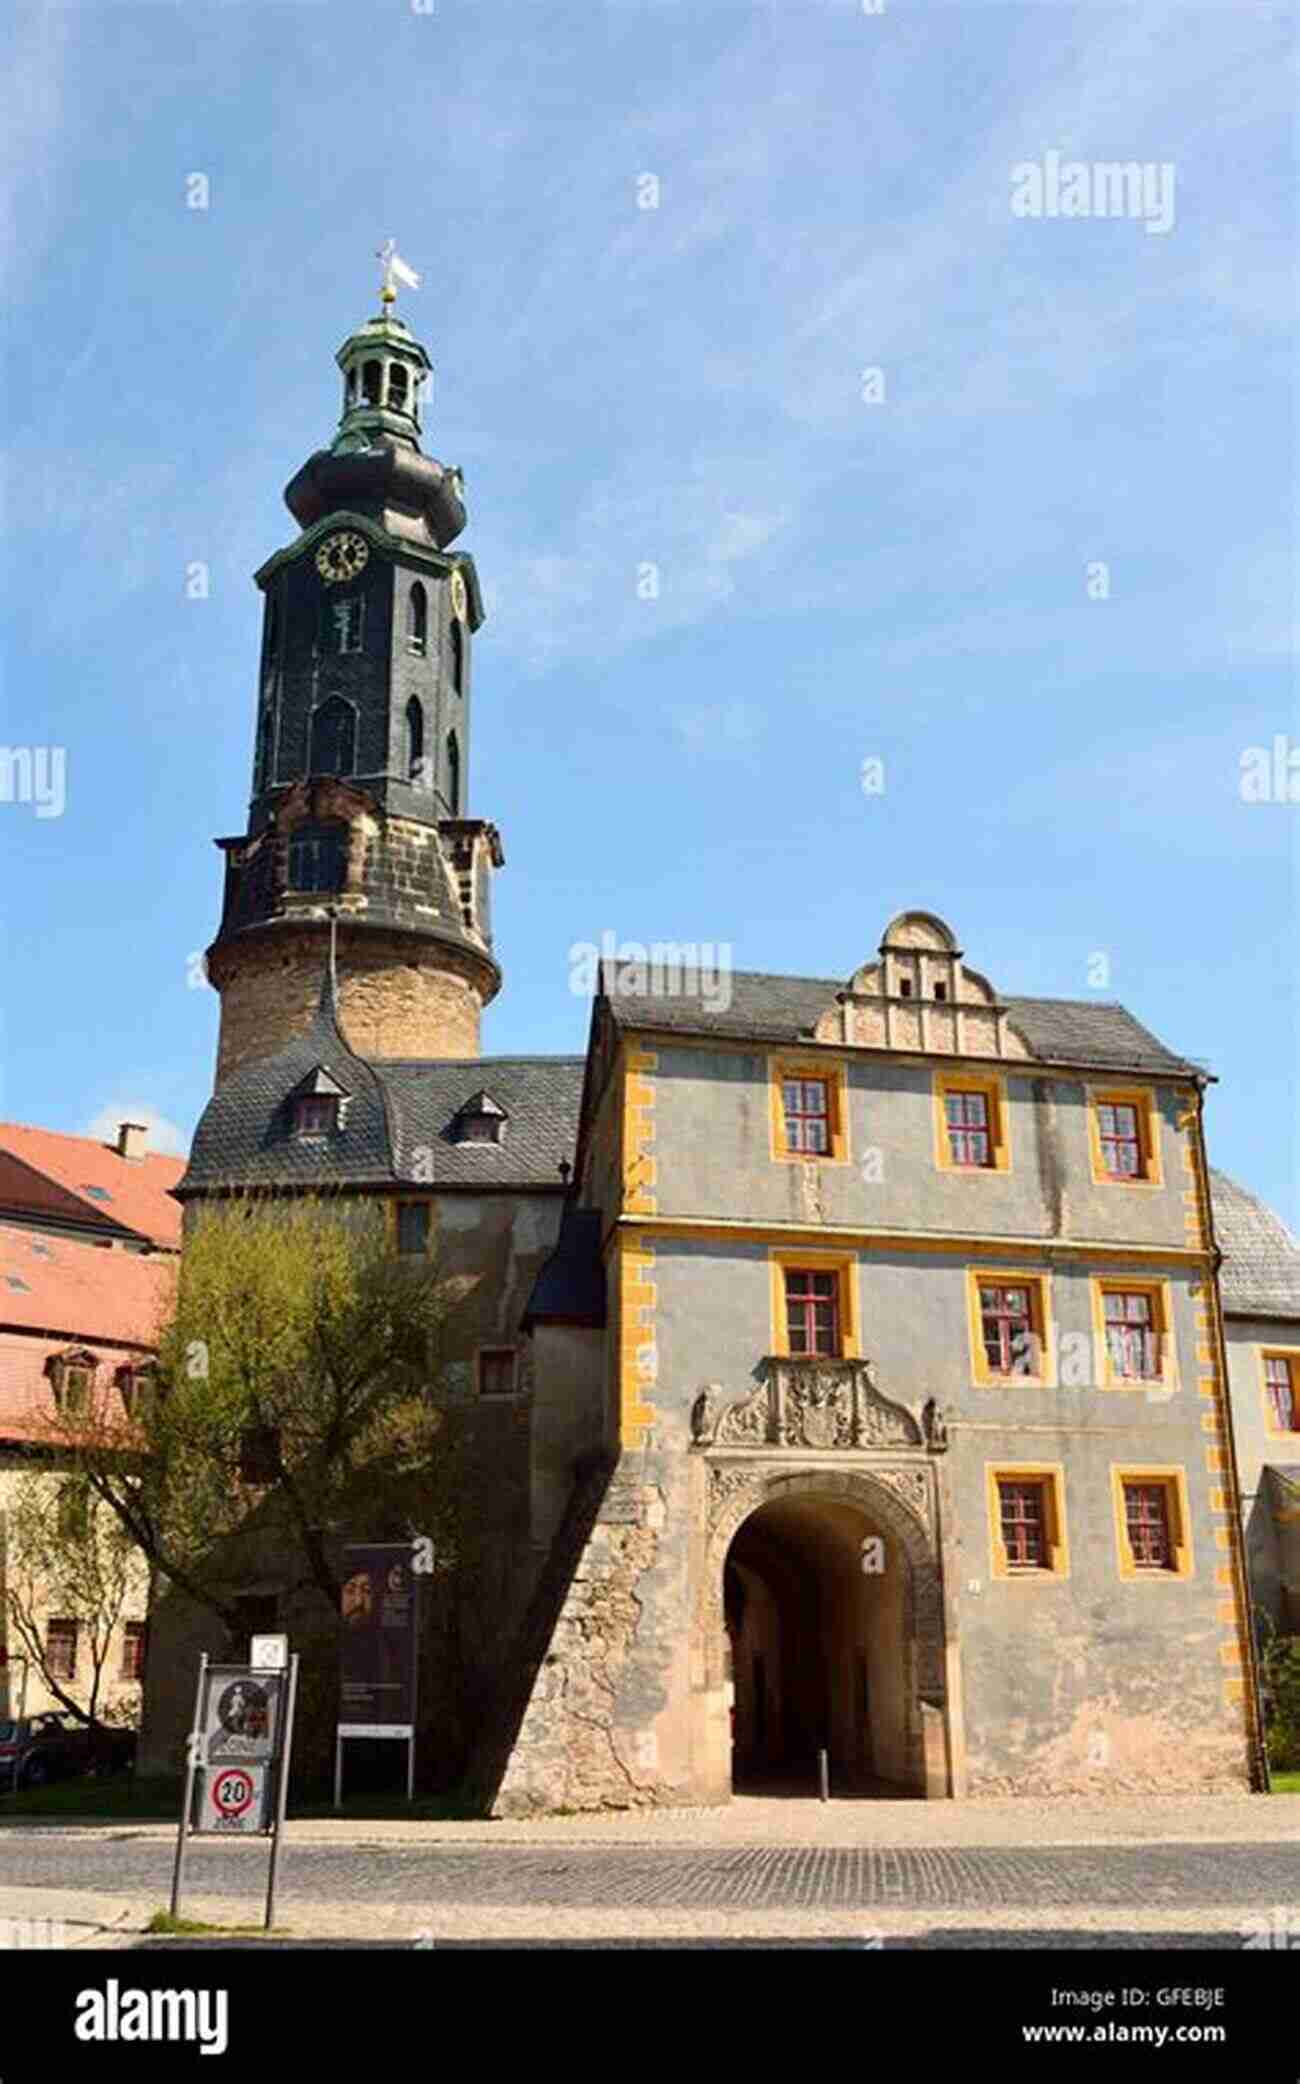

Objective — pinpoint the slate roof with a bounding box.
[1211,1170,1300,1321]
[598,965,1206,1076]
[379,1059,583,1188]
[522,1208,606,1328]
[178,968,583,1195]
[0,1122,185,1248]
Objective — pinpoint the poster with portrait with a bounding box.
[338,1542,419,1735]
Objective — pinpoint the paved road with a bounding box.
[3,1833,1297,1912]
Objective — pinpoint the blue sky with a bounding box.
[3,0,1296,1224]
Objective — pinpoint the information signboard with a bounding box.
[338,1543,418,1735]
[171,1649,300,1929]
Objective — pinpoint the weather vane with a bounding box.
[376,238,421,310]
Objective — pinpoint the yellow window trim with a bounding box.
[769,1057,850,1165]
[965,1266,1056,1387]
[768,1247,860,1358]
[1087,1084,1163,1188]
[986,1462,1070,1580]
[933,1068,1010,1174]
[1090,1276,1179,1392]
[1260,1346,1300,1436]
[1110,1464,1194,1581]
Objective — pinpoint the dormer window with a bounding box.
[453,1091,508,1146]
[289,1065,349,1140]
[46,1349,98,1415]
[115,1360,159,1419]
[295,1094,339,1138]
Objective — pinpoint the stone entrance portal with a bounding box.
[725,1492,911,1792]
[694,1444,955,1800]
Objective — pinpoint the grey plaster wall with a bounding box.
[644,1043,1193,1250]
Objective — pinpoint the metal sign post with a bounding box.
[169,1654,207,1921]
[171,1641,298,1930]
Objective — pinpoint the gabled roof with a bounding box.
[597,965,1205,1077]
[0,1122,185,1249]
[1211,1170,1300,1321]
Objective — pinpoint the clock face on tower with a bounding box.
[450,568,468,621]
[315,531,369,583]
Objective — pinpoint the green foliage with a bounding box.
[41,1194,466,1631]
[1262,1635,1300,1772]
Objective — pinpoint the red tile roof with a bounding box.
[0,1122,185,1249]
[0,1228,174,1444]
[0,1225,174,1346]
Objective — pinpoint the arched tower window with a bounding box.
[266,594,280,657]
[407,582,427,655]
[406,698,425,783]
[345,365,358,406]
[287,820,347,894]
[387,362,409,411]
[451,620,465,696]
[310,696,356,778]
[362,359,382,405]
[446,731,461,816]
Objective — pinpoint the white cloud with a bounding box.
[83,1103,188,1159]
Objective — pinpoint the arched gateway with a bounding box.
[691,1381,957,1800]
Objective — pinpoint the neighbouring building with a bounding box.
[140,281,1278,1808]
[1212,1170,1300,1644]
[0,1122,179,1725]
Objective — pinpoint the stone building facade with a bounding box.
[0,1122,176,1728]
[1212,1171,1300,1642]
[149,288,1279,1808]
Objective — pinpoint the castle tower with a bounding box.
[206,268,503,1086]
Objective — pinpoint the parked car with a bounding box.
[0,1712,136,1792]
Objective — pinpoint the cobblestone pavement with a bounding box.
[2,1834,1297,1912]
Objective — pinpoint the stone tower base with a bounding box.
[209,924,496,1084]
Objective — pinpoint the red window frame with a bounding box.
[782,1078,830,1156]
[1104,1290,1159,1380]
[784,1269,841,1357]
[946,1089,992,1168]
[121,1622,146,1682]
[1124,1482,1173,1570]
[46,1619,78,1681]
[998,1480,1047,1569]
[979,1284,1035,1375]
[1265,1355,1299,1431]
[1098,1102,1143,1179]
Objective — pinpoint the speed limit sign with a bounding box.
[203,1762,267,1833]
